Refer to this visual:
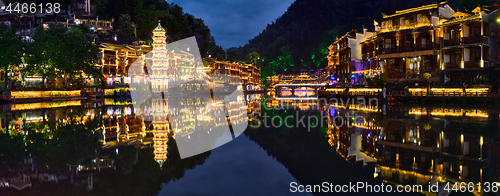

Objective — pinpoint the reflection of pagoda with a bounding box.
[153,108,169,167]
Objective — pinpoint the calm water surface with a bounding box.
[0,96,498,195]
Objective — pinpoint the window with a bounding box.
[484,23,489,36]
[471,26,480,37]
[384,38,392,48]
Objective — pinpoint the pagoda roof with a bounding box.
[74,15,112,21]
[452,11,470,18]
[382,1,447,19]
[154,22,166,32]
[100,43,152,52]
[472,5,492,14]
[156,159,166,168]
[440,6,490,26]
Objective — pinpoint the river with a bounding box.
[0,96,498,195]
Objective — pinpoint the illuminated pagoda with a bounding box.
[147,21,171,93]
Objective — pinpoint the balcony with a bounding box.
[464,60,486,68]
[379,47,397,54]
[362,51,376,59]
[379,21,432,33]
[443,38,461,47]
[399,45,415,52]
[416,44,434,51]
[463,35,488,45]
[443,62,461,69]
[340,56,350,62]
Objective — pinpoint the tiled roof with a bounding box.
[452,11,470,18]
[100,43,152,52]
[441,8,483,26]
[154,22,165,32]
[441,14,481,25]
[382,1,447,19]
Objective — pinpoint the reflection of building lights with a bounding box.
[409,108,488,118]
[276,97,318,100]
[409,88,488,94]
[330,103,378,112]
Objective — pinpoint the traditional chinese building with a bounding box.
[73,15,113,32]
[330,28,377,84]
[374,2,455,83]
[203,57,261,90]
[326,43,339,82]
[439,6,498,84]
[328,2,500,84]
[360,34,381,82]
[148,22,170,93]
[98,43,152,85]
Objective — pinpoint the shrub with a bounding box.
[404,86,410,93]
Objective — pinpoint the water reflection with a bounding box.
[0,94,262,194]
[4,95,500,195]
[327,102,500,195]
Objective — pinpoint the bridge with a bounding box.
[275,84,325,100]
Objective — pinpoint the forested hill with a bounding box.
[233,0,496,78]
[92,0,227,59]
[3,0,227,60]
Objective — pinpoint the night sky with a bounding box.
[168,0,296,49]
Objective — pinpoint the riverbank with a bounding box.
[318,87,500,104]
[0,88,265,104]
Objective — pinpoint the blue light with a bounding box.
[368,59,371,62]
[330,76,335,80]
[330,106,336,116]
[351,74,355,78]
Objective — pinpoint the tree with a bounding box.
[117,14,136,42]
[226,49,240,62]
[247,50,261,65]
[366,73,386,88]
[24,117,102,173]
[24,24,64,88]
[25,24,102,88]
[0,23,25,89]
[56,28,102,86]
[423,72,431,94]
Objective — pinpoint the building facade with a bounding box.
[328,2,499,85]
[328,29,377,85]
[440,6,498,84]
[203,58,261,90]
[374,2,454,83]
